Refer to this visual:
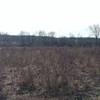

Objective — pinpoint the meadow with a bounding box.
[0,47,99,100]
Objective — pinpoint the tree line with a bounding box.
[0,24,100,47]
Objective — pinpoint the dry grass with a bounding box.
[0,47,99,100]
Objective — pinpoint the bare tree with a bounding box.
[48,32,55,37]
[77,33,82,38]
[38,31,46,36]
[69,32,75,38]
[89,24,100,45]
[19,31,30,46]
[19,31,30,36]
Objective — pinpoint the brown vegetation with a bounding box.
[0,47,100,100]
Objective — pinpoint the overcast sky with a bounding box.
[0,0,100,37]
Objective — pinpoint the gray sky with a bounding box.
[0,0,100,37]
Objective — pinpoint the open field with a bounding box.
[0,47,100,100]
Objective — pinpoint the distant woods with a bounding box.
[0,24,100,47]
[0,34,100,47]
